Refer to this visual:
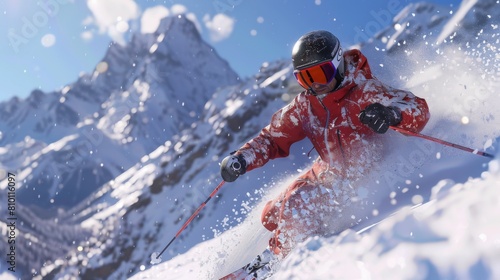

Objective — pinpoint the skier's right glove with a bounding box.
[220,153,247,182]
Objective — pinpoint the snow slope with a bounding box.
[274,158,500,280]
[129,149,499,280]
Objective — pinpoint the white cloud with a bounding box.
[84,1,215,44]
[170,4,187,15]
[141,6,170,34]
[141,4,202,38]
[203,13,235,42]
[81,30,93,41]
[86,0,140,45]
[80,16,95,41]
[170,5,202,34]
[82,15,94,26]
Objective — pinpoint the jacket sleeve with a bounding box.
[355,78,430,133]
[236,95,307,172]
[390,90,430,133]
[349,50,430,133]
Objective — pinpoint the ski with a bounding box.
[219,265,251,280]
[220,248,276,280]
[220,202,427,279]
[220,263,273,280]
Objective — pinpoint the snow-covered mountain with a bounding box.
[359,0,500,87]
[0,14,239,279]
[0,14,238,210]
[1,0,499,279]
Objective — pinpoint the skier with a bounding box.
[220,30,430,276]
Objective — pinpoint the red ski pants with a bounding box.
[260,167,338,256]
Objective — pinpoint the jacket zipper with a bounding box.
[317,98,334,167]
[336,128,346,163]
[317,97,348,170]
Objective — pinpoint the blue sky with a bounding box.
[0,0,461,102]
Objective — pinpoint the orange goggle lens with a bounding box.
[293,61,337,89]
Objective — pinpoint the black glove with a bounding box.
[359,103,402,134]
[220,153,247,182]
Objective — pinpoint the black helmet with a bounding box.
[292,30,345,80]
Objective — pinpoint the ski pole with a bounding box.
[154,180,226,260]
[390,126,494,158]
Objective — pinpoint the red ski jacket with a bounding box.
[237,49,430,180]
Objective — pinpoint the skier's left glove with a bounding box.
[359,103,402,134]
[220,153,247,182]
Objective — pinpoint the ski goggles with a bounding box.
[293,60,338,89]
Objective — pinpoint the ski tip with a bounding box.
[150,252,162,265]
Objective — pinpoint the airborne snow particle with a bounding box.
[41,33,56,47]
[484,139,493,150]
[149,43,159,54]
[116,20,129,33]
[96,61,109,73]
[411,195,424,205]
